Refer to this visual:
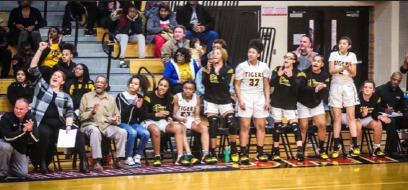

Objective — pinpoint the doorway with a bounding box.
[287,6,370,88]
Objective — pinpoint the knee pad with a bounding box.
[225,113,237,135]
[273,122,283,142]
[291,122,302,142]
[208,116,219,138]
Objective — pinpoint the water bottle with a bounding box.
[224,145,230,162]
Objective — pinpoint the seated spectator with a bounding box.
[12,41,33,78]
[0,26,12,79]
[201,39,232,67]
[7,1,44,51]
[375,72,408,158]
[114,4,145,68]
[176,1,218,53]
[116,75,151,167]
[79,76,129,172]
[29,42,89,174]
[62,1,98,36]
[160,25,190,65]
[7,69,34,107]
[97,1,124,34]
[140,78,193,166]
[0,98,39,178]
[67,63,94,114]
[190,37,204,67]
[146,2,178,58]
[341,81,390,157]
[163,47,199,94]
[39,26,63,72]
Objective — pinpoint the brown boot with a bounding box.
[112,159,129,169]
[93,159,103,172]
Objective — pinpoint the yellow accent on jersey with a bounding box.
[273,67,278,72]
[210,74,219,83]
[377,98,381,103]
[202,68,207,72]
[298,72,306,78]
[227,68,234,74]
[279,76,290,86]
[325,78,330,82]
[144,96,151,103]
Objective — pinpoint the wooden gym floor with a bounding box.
[0,162,407,190]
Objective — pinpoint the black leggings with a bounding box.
[37,118,86,163]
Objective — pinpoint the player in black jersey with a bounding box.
[270,52,304,162]
[297,55,330,159]
[202,47,239,163]
[342,81,389,157]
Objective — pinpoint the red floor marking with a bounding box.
[358,155,399,163]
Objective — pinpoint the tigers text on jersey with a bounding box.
[175,93,197,119]
[328,51,358,84]
[235,60,270,93]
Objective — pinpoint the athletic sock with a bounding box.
[373,144,381,150]
[186,150,192,156]
[257,146,263,155]
[240,146,247,156]
[202,150,209,156]
[319,141,325,151]
[334,138,340,150]
[177,154,183,159]
[352,137,358,149]
[230,142,237,154]
[210,148,216,157]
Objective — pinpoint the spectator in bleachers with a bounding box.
[201,39,232,67]
[146,2,178,59]
[7,69,34,107]
[97,1,124,34]
[67,63,94,114]
[61,1,98,36]
[144,1,165,17]
[375,72,407,158]
[176,1,218,53]
[116,75,151,167]
[52,43,77,91]
[39,27,63,76]
[114,4,145,68]
[190,37,204,67]
[160,25,190,65]
[12,41,33,78]
[293,35,318,71]
[0,26,12,79]
[29,42,89,174]
[0,98,38,178]
[163,47,199,94]
[79,75,129,172]
[7,1,44,51]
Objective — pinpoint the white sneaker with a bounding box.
[133,154,141,166]
[125,157,136,167]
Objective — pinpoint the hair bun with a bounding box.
[249,39,264,53]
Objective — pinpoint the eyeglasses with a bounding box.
[75,68,83,71]
[176,54,185,57]
[283,56,295,60]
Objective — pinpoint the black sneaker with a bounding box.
[85,28,96,36]
[62,27,71,36]
[296,147,305,162]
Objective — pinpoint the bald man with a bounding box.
[375,72,407,158]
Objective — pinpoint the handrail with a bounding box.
[43,1,48,26]
[67,1,88,57]
[101,32,120,91]
[138,66,157,90]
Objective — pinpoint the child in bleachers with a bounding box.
[67,63,94,114]
[7,69,34,107]
[190,37,204,67]
[52,43,77,92]
[114,4,145,68]
[12,41,33,76]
